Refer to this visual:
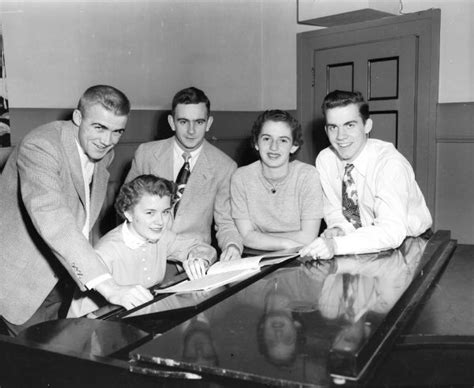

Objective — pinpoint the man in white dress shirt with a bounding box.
[300,90,432,260]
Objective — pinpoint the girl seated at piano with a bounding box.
[68,174,216,317]
[230,110,323,251]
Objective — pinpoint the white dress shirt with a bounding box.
[173,140,203,181]
[75,141,112,289]
[316,139,432,255]
[75,141,95,239]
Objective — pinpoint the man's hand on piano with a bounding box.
[299,237,336,261]
[94,278,153,310]
[321,227,345,238]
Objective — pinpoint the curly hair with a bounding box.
[250,110,303,160]
[114,175,176,220]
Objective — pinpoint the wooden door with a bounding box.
[297,9,440,213]
[312,37,416,165]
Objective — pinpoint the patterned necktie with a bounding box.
[342,273,358,321]
[174,152,191,216]
[342,163,362,228]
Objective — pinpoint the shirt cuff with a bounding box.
[224,242,243,255]
[332,222,356,235]
[85,273,113,290]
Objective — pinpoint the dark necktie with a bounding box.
[174,152,191,216]
[342,163,362,228]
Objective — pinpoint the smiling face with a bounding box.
[124,193,172,243]
[325,104,372,163]
[168,103,213,152]
[256,120,299,172]
[74,104,128,161]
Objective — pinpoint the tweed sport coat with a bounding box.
[0,121,111,324]
[126,137,242,253]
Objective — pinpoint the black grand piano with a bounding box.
[1,230,473,387]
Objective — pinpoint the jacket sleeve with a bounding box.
[17,136,109,290]
[167,233,217,266]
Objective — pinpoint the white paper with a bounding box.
[154,268,259,293]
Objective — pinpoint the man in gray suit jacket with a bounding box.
[0,85,152,335]
[126,87,242,262]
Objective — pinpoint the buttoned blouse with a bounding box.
[95,222,200,288]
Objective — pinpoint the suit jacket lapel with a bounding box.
[189,141,213,188]
[60,120,111,227]
[176,141,212,214]
[153,137,174,180]
[90,155,111,225]
[61,122,87,207]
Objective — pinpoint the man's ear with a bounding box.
[205,116,214,132]
[72,109,82,127]
[364,118,373,135]
[168,115,176,132]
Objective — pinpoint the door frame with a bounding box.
[297,9,440,216]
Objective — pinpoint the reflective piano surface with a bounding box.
[128,233,445,386]
[1,230,470,388]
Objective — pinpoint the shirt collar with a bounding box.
[350,139,371,176]
[338,139,371,177]
[121,222,147,249]
[75,140,95,181]
[173,138,203,161]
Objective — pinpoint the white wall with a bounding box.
[0,0,313,111]
[1,0,473,105]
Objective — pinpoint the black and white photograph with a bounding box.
[0,1,473,387]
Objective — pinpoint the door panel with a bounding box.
[312,36,417,165]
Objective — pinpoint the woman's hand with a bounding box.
[183,257,209,280]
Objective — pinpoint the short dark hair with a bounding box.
[77,85,130,117]
[115,175,176,219]
[171,87,210,117]
[321,90,369,123]
[250,110,303,159]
